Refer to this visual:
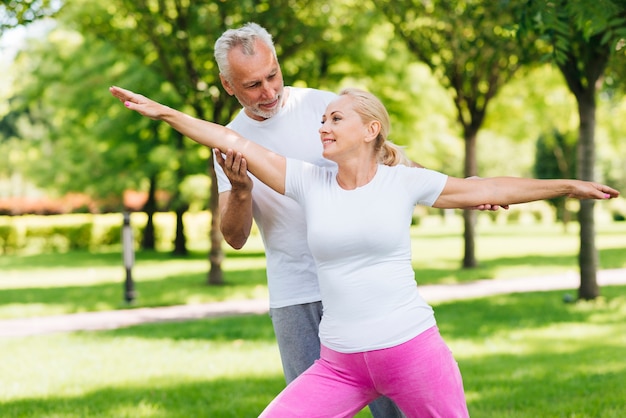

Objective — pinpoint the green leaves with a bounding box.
[0,0,59,33]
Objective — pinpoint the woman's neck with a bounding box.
[336,160,378,190]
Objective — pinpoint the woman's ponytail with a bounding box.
[379,140,413,167]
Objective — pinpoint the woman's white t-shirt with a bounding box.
[285,159,448,353]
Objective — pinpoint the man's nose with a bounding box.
[260,81,275,98]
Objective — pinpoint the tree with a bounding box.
[374,0,537,268]
[519,0,626,299]
[6,24,174,211]
[0,0,58,34]
[1,1,61,198]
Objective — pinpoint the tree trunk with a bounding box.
[172,204,188,256]
[554,29,610,300]
[577,93,599,300]
[171,130,188,256]
[207,155,224,285]
[462,129,479,268]
[141,174,157,250]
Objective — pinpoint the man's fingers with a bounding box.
[214,149,243,176]
[231,152,244,173]
[213,149,225,168]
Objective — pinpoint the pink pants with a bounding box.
[259,326,469,417]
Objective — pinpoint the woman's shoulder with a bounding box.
[288,158,334,176]
[379,164,447,186]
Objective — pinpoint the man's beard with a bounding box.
[249,92,283,120]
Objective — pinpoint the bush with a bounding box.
[98,224,123,247]
[0,224,18,254]
[0,211,212,254]
[61,223,93,250]
[25,223,93,252]
[97,223,143,248]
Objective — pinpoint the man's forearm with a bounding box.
[219,190,254,250]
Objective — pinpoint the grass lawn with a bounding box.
[1,287,624,417]
[438,287,626,417]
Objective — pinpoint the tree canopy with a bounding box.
[0,0,59,33]
[1,0,624,296]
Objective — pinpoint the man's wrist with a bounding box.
[229,187,252,201]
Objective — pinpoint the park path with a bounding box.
[1,268,625,338]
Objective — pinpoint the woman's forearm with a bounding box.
[159,105,244,152]
[436,176,618,209]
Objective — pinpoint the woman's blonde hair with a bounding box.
[338,88,412,167]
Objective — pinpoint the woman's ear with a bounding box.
[365,121,381,143]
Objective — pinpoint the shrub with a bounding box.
[24,223,93,252]
[60,223,93,250]
[0,224,18,254]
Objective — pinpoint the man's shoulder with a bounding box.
[287,86,337,103]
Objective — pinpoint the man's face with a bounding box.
[220,39,285,121]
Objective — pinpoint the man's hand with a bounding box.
[214,148,254,249]
[471,203,509,211]
[214,148,253,192]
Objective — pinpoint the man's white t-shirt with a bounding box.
[285,159,448,353]
[215,87,337,309]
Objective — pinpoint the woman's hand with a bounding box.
[434,176,619,210]
[109,86,168,120]
[569,180,620,200]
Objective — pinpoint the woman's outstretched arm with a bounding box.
[434,176,619,209]
[109,86,287,194]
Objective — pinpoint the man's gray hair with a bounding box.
[214,22,277,80]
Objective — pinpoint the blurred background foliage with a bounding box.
[1,0,623,209]
[0,0,625,294]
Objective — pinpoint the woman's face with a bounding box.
[319,95,372,162]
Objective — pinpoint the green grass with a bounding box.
[1,287,624,417]
[0,250,269,319]
[0,315,285,417]
[441,288,626,417]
